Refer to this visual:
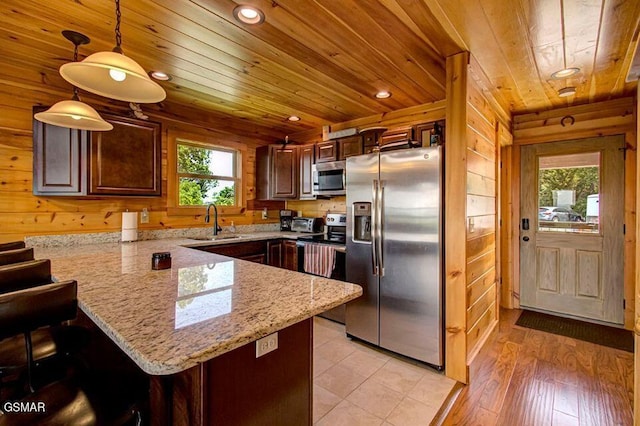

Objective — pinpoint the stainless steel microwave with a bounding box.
[312,160,346,196]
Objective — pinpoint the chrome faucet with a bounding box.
[205,204,222,236]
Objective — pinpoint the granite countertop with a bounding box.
[35,237,362,376]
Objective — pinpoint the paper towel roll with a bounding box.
[122,212,138,242]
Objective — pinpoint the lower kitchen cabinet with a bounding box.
[195,240,268,264]
[282,240,298,271]
[193,239,299,269]
[268,240,282,267]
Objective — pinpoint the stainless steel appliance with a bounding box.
[297,213,347,323]
[346,146,443,368]
[291,217,323,233]
[312,160,346,196]
[279,209,294,231]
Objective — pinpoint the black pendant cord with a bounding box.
[113,0,123,54]
[71,42,80,101]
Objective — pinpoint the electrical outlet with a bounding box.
[262,208,268,220]
[256,332,278,358]
[140,208,149,224]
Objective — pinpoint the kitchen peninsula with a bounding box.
[34,238,362,425]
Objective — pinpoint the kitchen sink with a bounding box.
[191,235,244,241]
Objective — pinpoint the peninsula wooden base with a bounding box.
[150,318,313,426]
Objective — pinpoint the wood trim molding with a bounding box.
[445,51,470,384]
[166,128,249,216]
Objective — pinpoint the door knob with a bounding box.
[523,236,530,242]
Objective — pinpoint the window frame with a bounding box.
[168,130,246,216]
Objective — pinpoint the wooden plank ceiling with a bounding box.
[1,0,638,141]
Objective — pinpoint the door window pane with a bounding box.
[537,152,600,234]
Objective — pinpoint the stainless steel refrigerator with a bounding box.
[345,146,443,368]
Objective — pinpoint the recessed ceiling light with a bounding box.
[288,115,301,122]
[375,91,391,99]
[233,5,265,25]
[558,87,576,97]
[149,71,172,81]
[551,67,580,79]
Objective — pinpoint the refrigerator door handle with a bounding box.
[371,180,379,276]
[378,181,385,277]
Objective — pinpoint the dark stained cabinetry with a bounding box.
[268,240,282,267]
[197,240,268,264]
[256,145,298,200]
[298,144,315,200]
[337,135,363,160]
[32,108,162,197]
[32,107,88,195]
[195,238,298,269]
[315,141,337,163]
[282,240,298,271]
[380,126,413,147]
[89,114,162,196]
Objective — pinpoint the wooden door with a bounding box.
[299,144,315,200]
[89,114,162,196]
[270,146,297,198]
[32,106,88,196]
[315,141,337,163]
[520,136,624,324]
[338,135,363,160]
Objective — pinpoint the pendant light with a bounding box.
[59,0,166,103]
[34,31,113,131]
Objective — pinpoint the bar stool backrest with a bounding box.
[0,259,52,295]
[0,242,26,252]
[0,248,34,267]
[0,280,78,341]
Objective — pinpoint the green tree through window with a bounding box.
[177,142,239,206]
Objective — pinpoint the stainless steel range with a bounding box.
[296,213,347,323]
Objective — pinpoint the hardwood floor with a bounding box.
[442,308,634,426]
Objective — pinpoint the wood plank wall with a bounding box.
[511,97,637,329]
[634,85,639,426]
[445,52,510,383]
[465,56,507,362]
[0,84,281,244]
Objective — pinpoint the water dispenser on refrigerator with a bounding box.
[352,202,372,243]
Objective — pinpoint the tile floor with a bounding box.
[313,317,456,426]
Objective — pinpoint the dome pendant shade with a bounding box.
[34,100,114,131]
[59,51,166,103]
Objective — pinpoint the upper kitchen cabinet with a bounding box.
[32,109,162,197]
[338,135,363,160]
[380,127,413,147]
[315,141,338,163]
[299,144,315,200]
[256,145,298,199]
[89,114,162,196]
[32,106,88,196]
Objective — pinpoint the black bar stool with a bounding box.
[0,260,88,395]
[0,281,143,425]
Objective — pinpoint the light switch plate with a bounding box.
[256,332,278,358]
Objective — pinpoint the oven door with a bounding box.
[312,161,346,196]
[296,241,346,323]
